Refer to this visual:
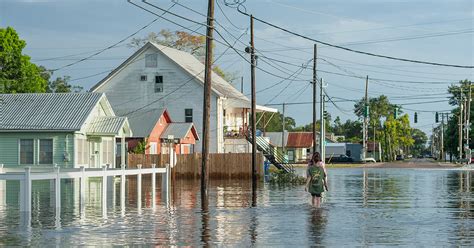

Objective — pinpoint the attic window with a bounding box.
[140,75,147,81]
[145,54,158,68]
[155,75,163,93]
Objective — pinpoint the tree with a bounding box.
[0,26,48,93]
[411,128,428,156]
[129,29,237,82]
[47,76,83,93]
[256,112,296,132]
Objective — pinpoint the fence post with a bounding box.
[20,167,32,213]
[102,165,107,218]
[137,164,142,211]
[161,164,170,205]
[55,167,61,211]
[120,164,126,214]
[80,166,85,213]
[151,163,156,210]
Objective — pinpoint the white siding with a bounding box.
[94,46,220,152]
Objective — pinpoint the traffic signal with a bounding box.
[323,110,329,118]
[364,105,369,118]
[394,107,399,119]
[414,112,418,123]
[435,112,439,123]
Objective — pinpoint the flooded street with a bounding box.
[0,168,473,246]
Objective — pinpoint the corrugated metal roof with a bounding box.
[287,132,313,148]
[115,108,167,137]
[86,116,127,135]
[0,93,103,131]
[264,131,288,147]
[160,123,194,139]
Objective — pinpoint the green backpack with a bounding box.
[308,166,325,195]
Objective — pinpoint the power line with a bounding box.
[232,9,474,68]
[51,2,177,71]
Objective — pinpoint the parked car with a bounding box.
[362,157,377,163]
[416,155,424,159]
[396,155,405,161]
[326,155,354,163]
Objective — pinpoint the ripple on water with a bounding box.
[0,169,472,246]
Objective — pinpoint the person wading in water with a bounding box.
[305,152,329,207]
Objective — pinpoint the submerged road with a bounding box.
[363,158,460,169]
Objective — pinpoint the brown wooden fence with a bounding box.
[127,153,264,179]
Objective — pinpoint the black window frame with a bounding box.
[185,108,193,123]
[140,75,147,81]
[155,75,163,93]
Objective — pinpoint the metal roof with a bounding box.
[160,123,197,140]
[115,108,168,137]
[287,132,313,148]
[86,116,127,135]
[264,131,289,147]
[0,93,103,131]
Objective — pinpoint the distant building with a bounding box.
[119,108,199,156]
[0,93,132,168]
[91,42,276,153]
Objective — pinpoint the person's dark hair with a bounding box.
[311,152,322,164]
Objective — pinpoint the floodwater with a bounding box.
[0,168,473,246]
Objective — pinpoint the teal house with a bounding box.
[0,93,132,168]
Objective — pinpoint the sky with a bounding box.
[1,0,473,137]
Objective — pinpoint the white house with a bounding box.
[91,42,276,153]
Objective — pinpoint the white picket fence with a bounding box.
[0,164,171,220]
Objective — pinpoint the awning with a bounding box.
[226,98,278,113]
[86,116,132,137]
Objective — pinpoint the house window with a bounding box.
[77,139,89,165]
[140,75,147,81]
[185,109,193,123]
[150,142,157,155]
[145,54,158,68]
[20,139,34,164]
[39,139,53,164]
[155,75,163,93]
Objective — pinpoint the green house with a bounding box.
[0,93,132,168]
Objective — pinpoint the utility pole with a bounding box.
[459,90,463,161]
[441,113,444,161]
[322,94,326,159]
[282,103,286,156]
[467,82,472,164]
[201,0,214,198]
[241,76,244,94]
[363,76,369,160]
[320,78,324,157]
[250,15,258,194]
[312,44,317,154]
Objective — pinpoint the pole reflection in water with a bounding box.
[249,207,258,245]
[201,193,211,246]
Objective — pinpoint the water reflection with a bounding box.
[0,168,472,246]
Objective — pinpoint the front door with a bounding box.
[89,140,101,168]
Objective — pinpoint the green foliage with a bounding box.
[332,118,362,142]
[268,169,306,185]
[443,80,472,158]
[0,26,48,93]
[47,76,84,93]
[411,128,428,156]
[257,112,296,132]
[131,140,148,154]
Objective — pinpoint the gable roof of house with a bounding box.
[160,122,199,140]
[86,116,128,135]
[90,42,277,113]
[0,93,104,131]
[115,108,170,137]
